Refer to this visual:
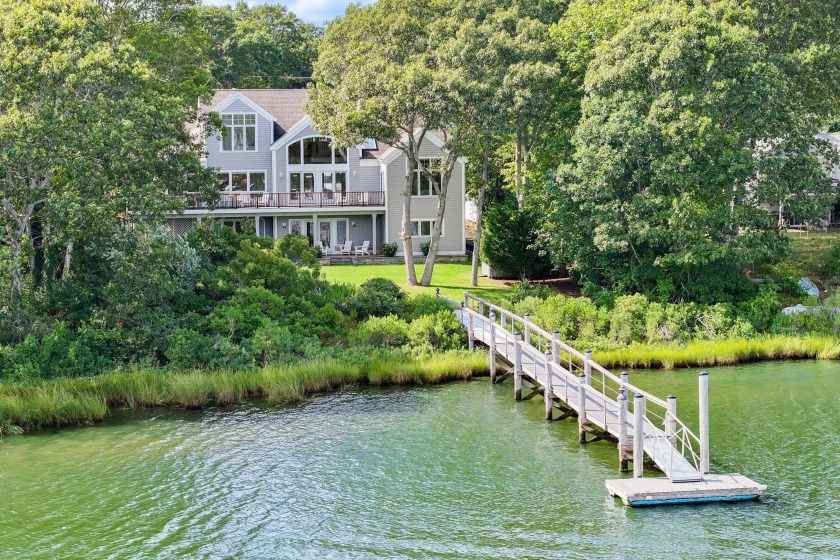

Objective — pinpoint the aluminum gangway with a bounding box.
[439,291,766,506]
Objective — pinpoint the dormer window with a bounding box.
[287,137,347,165]
[221,114,256,151]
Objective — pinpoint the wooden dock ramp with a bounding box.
[438,291,767,507]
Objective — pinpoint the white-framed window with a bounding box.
[413,158,443,197]
[287,136,347,165]
[409,219,443,237]
[217,171,266,191]
[221,114,257,152]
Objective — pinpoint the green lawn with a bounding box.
[784,229,840,287]
[321,262,513,302]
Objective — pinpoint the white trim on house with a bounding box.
[218,112,259,153]
[213,91,277,125]
[383,164,389,244]
[460,160,466,254]
[359,159,380,167]
[268,116,313,151]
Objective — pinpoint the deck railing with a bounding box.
[450,292,705,479]
[177,191,385,210]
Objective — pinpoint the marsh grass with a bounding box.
[595,336,840,369]
[0,350,489,434]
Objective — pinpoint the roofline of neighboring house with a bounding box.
[210,90,277,124]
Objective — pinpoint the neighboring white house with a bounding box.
[170,89,467,257]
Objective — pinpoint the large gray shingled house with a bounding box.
[169,89,466,257]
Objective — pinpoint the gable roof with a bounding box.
[202,89,309,136]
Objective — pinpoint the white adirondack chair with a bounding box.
[338,240,353,255]
[354,240,371,255]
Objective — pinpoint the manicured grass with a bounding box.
[321,261,512,302]
[784,229,840,287]
[593,335,840,370]
[0,350,490,435]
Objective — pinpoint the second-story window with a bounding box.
[287,137,347,165]
[413,159,443,196]
[221,114,256,152]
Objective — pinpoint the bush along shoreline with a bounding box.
[0,350,489,436]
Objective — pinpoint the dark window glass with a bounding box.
[231,173,248,191]
[303,137,333,164]
[334,147,347,164]
[288,142,301,164]
[217,173,230,191]
[250,173,265,191]
[303,173,315,192]
[290,173,301,193]
[334,172,346,193]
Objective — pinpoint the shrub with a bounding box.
[381,242,398,257]
[355,315,412,347]
[420,241,431,256]
[351,278,405,319]
[275,234,320,268]
[399,294,454,320]
[608,294,649,344]
[407,311,466,354]
[165,329,217,369]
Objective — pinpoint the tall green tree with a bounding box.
[196,2,319,89]
[549,2,837,302]
[0,0,214,327]
[308,0,446,286]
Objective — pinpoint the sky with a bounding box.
[203,0,375,25]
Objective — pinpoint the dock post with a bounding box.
[699,371,710,476]
[552,330,561,365]
[578,372,587,443]
[466,303,474,351]
[514,333,523,400]
[633,394,645,478]
[618,388,629,471]
[488,311,497,383]
[620,371,629,386]
[584,349,593,385]
[523,313,531,346]
[666,394,677,445]
[544,350,554,420]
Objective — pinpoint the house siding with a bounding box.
[206,99,274,179]
[385,139,465,255]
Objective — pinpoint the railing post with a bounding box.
[552,330,561,365]
[584,349,593,385]
[578,372,587,443]
[523,313,531,346]
[618,388,629,472]
[488,311,497,383]
[666,394,677,445]
[699,371,710,476]
[467,307,474,351]
[514,333,523,400]
[634,394,645,478]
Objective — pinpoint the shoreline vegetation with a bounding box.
[0,350,489,436]
[594,335,840,370]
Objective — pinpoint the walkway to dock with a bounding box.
[438,291,766,506]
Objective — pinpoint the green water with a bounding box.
[1,361,838,559]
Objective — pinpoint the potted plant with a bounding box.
[381,242,398,257]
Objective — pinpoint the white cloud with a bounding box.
[200,0,374,25]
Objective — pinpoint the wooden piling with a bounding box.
[633,394,645,478]
[578,372,587,443]
[514,333,523,400]
[699,371,710,476]
[618,388,629,472]
[544,350,554,420]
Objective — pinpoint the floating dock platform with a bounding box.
[606,474,766,507]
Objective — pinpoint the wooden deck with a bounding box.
[440,291,766,507]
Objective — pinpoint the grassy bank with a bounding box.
[594,335,840,370]
[321,262,512,302]
[0,350,489,436]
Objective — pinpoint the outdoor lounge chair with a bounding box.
[338,240,352,255]
[354,241,371,255]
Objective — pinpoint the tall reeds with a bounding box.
[0,350,490,435]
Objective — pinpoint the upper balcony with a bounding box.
[179,191,385,210]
